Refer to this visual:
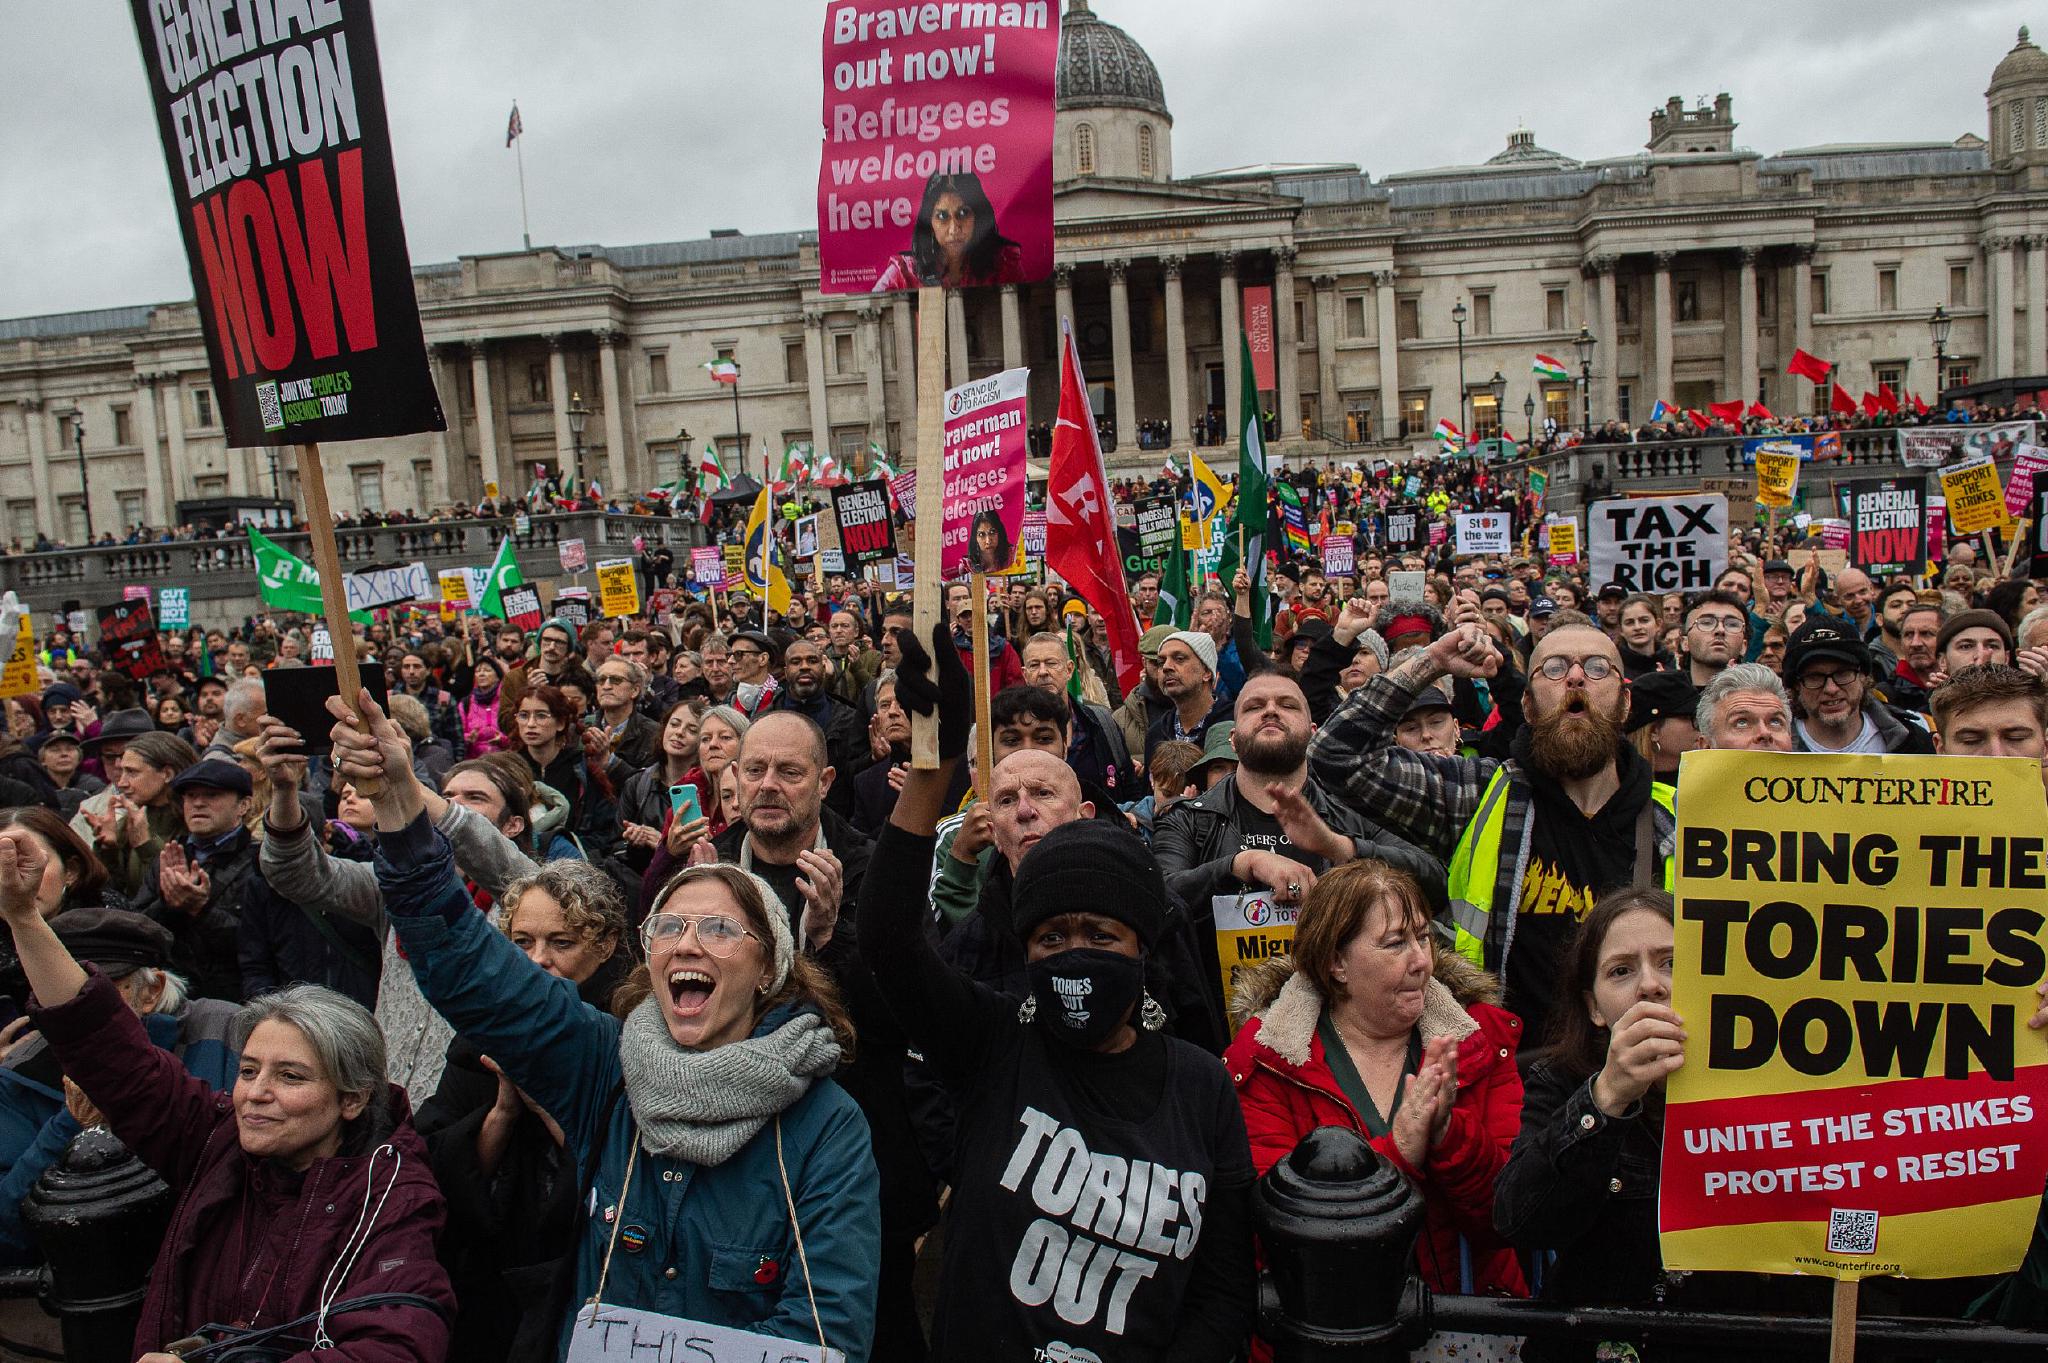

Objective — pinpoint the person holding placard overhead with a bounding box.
[333,689,881,1362]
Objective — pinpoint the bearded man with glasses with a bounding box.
[1783,618,1934,755]
[1309,619,1675,1041]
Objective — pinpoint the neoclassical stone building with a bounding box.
[8,3,2048,538]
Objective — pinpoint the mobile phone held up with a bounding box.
[669,783,702,825]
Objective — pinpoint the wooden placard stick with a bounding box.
[295,441,379,794]
[910,284,947,768]
[1828,1278,1857,1363]
[2004,516,2031,577]
[970,569,993,796]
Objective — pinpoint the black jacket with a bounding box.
[134,827,263,1003]
[237,828,381,1009]
[1145,691,1234,764]
[772,689,873,819]
[1067,694,1137,798]
[604,710,662,773]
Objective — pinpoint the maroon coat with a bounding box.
[34,970,453,1363]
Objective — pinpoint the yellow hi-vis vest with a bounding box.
[1443,766,1678,967]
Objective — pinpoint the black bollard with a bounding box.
[1253,1125,1427,1362]
[22,1126,173,1363]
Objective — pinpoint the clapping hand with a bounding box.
[157,844,211,915]
[1391,1035,1459,1169]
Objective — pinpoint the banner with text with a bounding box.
[1740,432,1840,465]
[1589,494,1729,594]
[1662,750,2048,1279]
[1752,443,1802,508]
[1837,477,1927,578]
[595,559,640,618]
[941,366,1029,577]
[817,0,1058,294]
[1898,421,2035,471]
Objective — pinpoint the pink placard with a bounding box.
[941,367,1029,578]
[818,1,1059,294]
[2006,443,2048,519]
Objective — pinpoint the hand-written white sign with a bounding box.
[1588,494,1729,594]
[344,562,430,612]
[566,1302,843,1363]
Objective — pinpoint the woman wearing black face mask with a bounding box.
[859,626,1255,1363]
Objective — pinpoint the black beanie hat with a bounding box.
[1012,819,1167,949]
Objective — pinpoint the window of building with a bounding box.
[1945,360,1974,391]
[1471,391,1501,438]
[1616,280,1634,326]
[1398,392,1428,439]
[1545,288,1566,332]
[352,467,384,513]
[527,362,549,404]
[832,425,868,462]
[1877,267,1899,312]
[1472,293,1493,337]
[61,497,85,545]
[1295,298,1308,345]
[833,331,855,375]
[1676,278,1700,323]
[8,502,34,545]
[1810,272,1829,316]
[413,461,434,509]
[646,351,669,394]
[112,405,132,446]
[2013,102,2026,156]
[716,436,747,466]
[116,490,144,527]
[191,386,213,428]
[1544,386,1573,431]
[1873,364,1905,393]
[1396,297,1420,341]
[1137,124,1154,178]
[785,340,806,384]
[1344,396,1377,443]
[1950,264,1970,306]
[57,411,79,448]
[1617,385,1632,425]
[1343,295,1368,339]
[1076,123,1095,175]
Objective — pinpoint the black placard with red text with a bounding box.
[97,600,166,680]
[831,482,898,569]
[126,0,443,447]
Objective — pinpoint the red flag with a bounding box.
[1831,383,1856,415]
[1709,400,1745,422]
[1786,348,1832,383]
[1877,383,1900,414]
[1685,409,1710,432]
[1747,401,1775,420]
[1860,391,1880,416]
[1910,392,1929,416]
[1046,327,1142,696]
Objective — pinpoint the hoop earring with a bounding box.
[1140,991,1167,1032]
[1016,994,1037,1024]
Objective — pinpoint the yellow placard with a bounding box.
[437,569,471,608]
[1939,455,2011,535]
[483,481,501,500]
[1662,750,2048,1280]
[1753,444,1802,509]
[595,559,641,619]
[1214,892,1299,1021]
[722,544,746,583]
[1545,519,1578,564]
[0,615,34,700]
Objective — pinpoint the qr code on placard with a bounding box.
[1827,1208,1879,1255]
[256,381,284,432]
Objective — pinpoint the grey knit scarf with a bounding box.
[616,998,842,1166]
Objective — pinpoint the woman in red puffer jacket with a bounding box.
[1225,859,1526,1361]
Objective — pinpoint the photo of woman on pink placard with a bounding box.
[872,171,1024,291]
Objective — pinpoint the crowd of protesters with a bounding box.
[1,437,2048,1363]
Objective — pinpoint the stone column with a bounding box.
[164,377,191,501]
[21,399,52,533]
[1790,246,1815,412]
[133,375,168,525]
[1053,264,1075,349]
[1162,255,1191,445]
[859,305,886,447]
[946,291,969,385]
[1374,271,1400,442]
[1108,258,1136,450]
[1737,248,1761,406]
[1311,274,1339,438]
[2028,237,2047,376]
[1273,246,1299,439]
[469,342,503,496]
[427,346,462,505]
[1992,237,2017,378]
[597,330,630,495]
[1651,252,1675,402]
[891,297,916,453]
[1592,257,1620,421]
[1220,252,1243,442]
[546,335,576,480]
[803,314,831,451]
[999,285,1023,371]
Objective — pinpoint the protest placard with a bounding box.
[942,367,1029,577]
[0,616,35,700]
[722,544,746,584]
[437,568,471,609]
[818,549,847,576]
[98,600,164,680]
[1837,477,1927,577]
[1898,420,2034,470]
[1453,511,1510,556]
[500,584,545,633]
[595,559,640,618]
[1740,432,1840,465]
[1589,494,1729,594]
[1385,506,1426,551]
[1927,497,1948,562]
[816,0,1058,295]
[309,627,335,662]
[155,588,190,628]
[690,546,726,588]
[1938,454,2008,535]
[567,1300,844,1363]
[1817,519,1851,553]
[794,514,821,561]
[1134,494,1177,557]
[123,585,151,603]
[554,589,591,630]
[1321,536,1355,578]
[2006,443,2048,519]
[559,538,589,574]
[1661,750,2048,1279]
[1545,516,1579,568]
[831,482,897,569]
[345,562,429,613]
[889,470,917,519]
[1023,509,1047,558]
[1211,892,1301,1018]
[1753,443,1802,508]
[123,0,442,446]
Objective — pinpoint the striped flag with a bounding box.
[505,103,523,147]
[865,441,896,478]
[1434,418,1464,452]
[704,358,740,384]
[1532,354,1570,382]
[1648,399,1675,422]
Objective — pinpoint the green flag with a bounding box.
[476,536,525,620]
[248,526,325,614]
[1155,518,1193,629]
[1215,330,1272,647]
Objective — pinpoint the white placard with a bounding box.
[1587,494,1729,595]
[566,1302,844,1363]
[1452,511,1510,556]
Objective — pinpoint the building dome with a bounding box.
[1989,26,2048,94]
[1485,128,1578,170]
[1057,0,1169,120]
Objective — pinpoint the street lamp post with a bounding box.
[61,410,92,544]
[1451,300,1469,437]
[566,391,588,493]
[1929,305,1952,412]
[1523,394,1537,452]
[1486,371,1507,448]
[1574,325,1597,434]
[676,426,693,490]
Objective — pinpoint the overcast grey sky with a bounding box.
[2,0,2038,319]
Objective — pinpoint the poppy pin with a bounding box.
[753,1257,780,1285]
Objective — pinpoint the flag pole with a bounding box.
[910,285,947,768]
[294,441,378,795]
[512,99,531,250]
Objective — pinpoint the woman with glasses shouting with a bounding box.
[331,688,882,1362]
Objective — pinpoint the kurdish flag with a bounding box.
[704,358,740,384]
[1533,354,1571,382]
[1434,418,1465,452]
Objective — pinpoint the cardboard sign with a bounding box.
[262,662,387,755]
[500,584,545,633]
[567,1301,844,1363]
[817,0,1057,296]
[942,367,1030,578]
[1545,516,1579,569]
[1214,892,1300,1013]
[831,482,897,569]
[155,587,190,629]
[345,561,429,613]
[722,544,747,583]
[818,549,847,576]
[97,600,164,680]
[123,0,442,446]
[437,568,471,609]
[559,538,589,574]
[2006,442,2048,520]
[595,559,640,618]
[1838,477,1927,578]
[1753,443,1801,508]
[0,615,36,700]
[1939,454,2009,535]
[1321,536,1354,578]
[794,514,821,561]
[1452,511,1510,557]
[1662,750,2048,1279]
[1588,494,1729,595]
[690,545,727,588]
[1134,494,1178,557]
